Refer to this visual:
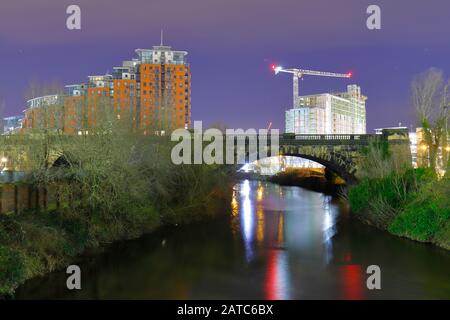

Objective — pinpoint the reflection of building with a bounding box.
[22,42,191,134]
[285,85,366,134]
[2,116,24,134]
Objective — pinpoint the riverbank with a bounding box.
[348,168,450,250]
[1,125,238,297]
[265,168,345,195]
[13,180,450,299]
[0,178,231,298]
[247,166,450,251]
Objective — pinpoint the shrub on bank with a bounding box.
[348,168,426,228]
[389,177,450,248]
[348,167,449,249]
[0,245,26,296]
[0,132,231,297]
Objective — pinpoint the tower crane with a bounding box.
[272,65,352,108]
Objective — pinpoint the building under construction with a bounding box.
[285,85,367,134]
[272,65,366,134]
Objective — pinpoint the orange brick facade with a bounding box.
[22,44,191,134]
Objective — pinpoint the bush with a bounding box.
[390,197,449,241]
[348,179,371,213]
[0,246,26,295]
[389,177,450,246]
[348,167,439,229]
[1,118,231,296]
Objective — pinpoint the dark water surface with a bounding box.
[15,180,450,299]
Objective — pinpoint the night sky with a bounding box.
[1,0,449,132]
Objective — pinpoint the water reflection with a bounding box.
[265,250,290,300]
[241,180,254,261]
[322,199,337,264]
[15,180,450,299]
[232,180,339,300]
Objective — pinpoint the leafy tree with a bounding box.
[411,68,450,172]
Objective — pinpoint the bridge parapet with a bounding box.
[280,133,382,146]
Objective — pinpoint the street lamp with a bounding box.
[0,156,7,172]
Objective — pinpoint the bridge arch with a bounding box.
[279,152,358,184]
[242,144,361,184]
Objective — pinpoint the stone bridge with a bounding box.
[1,128,412,184]
[231,128,411,184]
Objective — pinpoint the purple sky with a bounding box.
[1,0,449,132]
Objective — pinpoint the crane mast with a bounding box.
[272,65,352,108]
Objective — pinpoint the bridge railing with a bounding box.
[280,133,381,145]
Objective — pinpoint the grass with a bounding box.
[389,177,450,248]
[348,167,449,250]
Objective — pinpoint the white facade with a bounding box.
[285,85,366,134]
[2,116,23,134]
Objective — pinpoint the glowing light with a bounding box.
[0,157,7,163]
[445,146,450,152]
[240,163,251,173]
[339,265,364,300]
[420,145,428,151]
[347,71,353,78]
[241,179,250,197]
[241,189,254,261]
[271,64,283,74]
[231,192,239,216]
[265,250,290,300]
[257,186,264,201]
[256,204,265,244]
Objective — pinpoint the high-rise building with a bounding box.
[2,115,24,134]
[285,85,366,134]
[22,42,191,134]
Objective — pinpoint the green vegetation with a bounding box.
[349,68,450,250]
[0,102,231,296]
[389,176,450,247]
[348,142,449,249]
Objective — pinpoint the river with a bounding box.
[15,180,450,299]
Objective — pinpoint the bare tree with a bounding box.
[0,97,5,133]
[411,68,450,171]
[24,79,63,101]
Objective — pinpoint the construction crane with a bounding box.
[272,64,352,108]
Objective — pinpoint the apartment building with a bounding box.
[22,43,191,134]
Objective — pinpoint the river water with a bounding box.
[15,180,450,299]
